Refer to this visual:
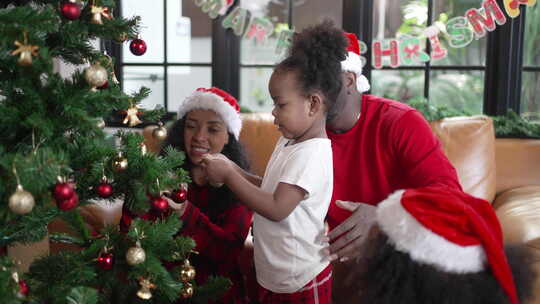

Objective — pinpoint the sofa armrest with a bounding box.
[494,186,540,244]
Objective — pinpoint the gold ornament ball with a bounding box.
[137,286,152,300]
[180,260,196,282]
[126,246,146,265]
[9,185,35,215]
[84,63,108,89]
[180,282,194,299]
[18,51,33,66]
[152,126,167,141]
[112,155,128,172]
[96,118,106,129]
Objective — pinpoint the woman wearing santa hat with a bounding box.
[121,87,253,303]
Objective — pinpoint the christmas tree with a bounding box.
[0,1,229,303]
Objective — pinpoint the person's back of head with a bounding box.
[277,19,347,121]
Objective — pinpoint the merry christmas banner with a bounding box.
[194,0,537,68]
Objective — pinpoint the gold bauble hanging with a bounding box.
[11,32,39,67]
[122,105,142,127]
[84,63,108,91]
[96,118,106,129]
[112,152,128,172]
[180,282,194,299]
[126,245,146,265]
[152,122,167,141]
[8,184,35,215]
[90,5,111,25]
[180,259,196,282]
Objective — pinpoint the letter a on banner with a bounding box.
[222,7,249,36]
[372,39,399,69]
[504,0,537,18]
[466,0,507,39]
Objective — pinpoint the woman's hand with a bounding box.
[200,153,233,185]
[327,200,377,262]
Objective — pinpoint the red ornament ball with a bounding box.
[96,182,113,198]
[96,252,114,270]
[97,80,109,90]
[171,188,187,204]
[53,182,75,201]
[60,1,81,20]
[18,279,29,296]
[56,193,79,211]
[129,39,147,56]
[150,196,169,213]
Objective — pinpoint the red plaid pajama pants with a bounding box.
[256,264,332,304]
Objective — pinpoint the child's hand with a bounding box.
[201,153,233,185]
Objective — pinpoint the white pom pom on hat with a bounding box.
[341,32,370,93]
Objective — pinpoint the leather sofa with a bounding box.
[37,113,540,303]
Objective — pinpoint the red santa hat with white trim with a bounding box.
[341,32,370,93]
[177,87,242,140]
[377,186,519,304]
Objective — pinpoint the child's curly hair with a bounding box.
[277,19,347,122]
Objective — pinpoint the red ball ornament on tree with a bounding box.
[96,182,113,198]
[150,196,169,213]
[171,188,187,204]
[18,279,29,296]
[53,182,75,201]
[129,39,147,56]
[56,193,79,211]
[60,1,81,20]
[97,252,114,270]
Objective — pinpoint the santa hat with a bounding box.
[341,32,370,93]
[377,186,519,304]
[177,87,242,140]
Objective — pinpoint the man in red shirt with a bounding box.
[289,23,463,303]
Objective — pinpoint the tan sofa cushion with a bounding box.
[239,113,280,177]
[430,115,496,202]
[494,186,540,244]
[496,139,540,194]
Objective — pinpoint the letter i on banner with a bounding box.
[504,0,537,18]
[275,29,294,55]
[222,7,250,36]
[446,16,474,48]
[244,17,274,45]
[424,26,447,60]
[466,0,507,39]
[372,39,399,69]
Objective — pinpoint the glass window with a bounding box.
[370,69,425,103]
[521,2,540,122]
[122,0,164,63]
[168,0,212,63]
[123,66,164,110]
[240,67,274,112]
[167,66,212,112]
[429,70,484,114]
[292,0,342,31]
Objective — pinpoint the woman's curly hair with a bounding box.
[277,19,347,122]
[160,117,250,218]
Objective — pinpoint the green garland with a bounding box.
[408,99,540,139]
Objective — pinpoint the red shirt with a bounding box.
[326,94,461,229]
[120,184,253,304]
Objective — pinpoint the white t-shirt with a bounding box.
[253,136,333,293]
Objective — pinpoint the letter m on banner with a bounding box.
[466,0,507,39]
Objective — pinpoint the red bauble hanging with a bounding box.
[96,252,114,270]
[60,1,81,20]
[18,279,29,296]
[129,39,147,56]
[150,196,169,213]
[56,193,79,211]
[53,182,75,201]
[96,182,113,198]
[171,188,187,204]
[97,80,109,90]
